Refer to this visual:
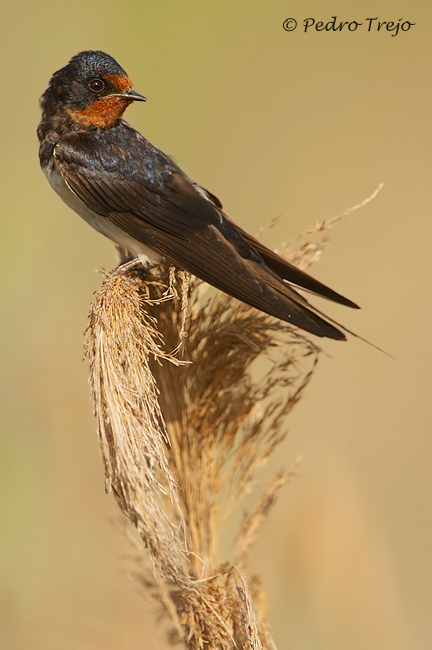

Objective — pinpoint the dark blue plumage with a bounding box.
[38,51,361,340]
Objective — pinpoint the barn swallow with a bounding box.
[38,50,360,340]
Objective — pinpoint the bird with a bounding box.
[38,50,360,341]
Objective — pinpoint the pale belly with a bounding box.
[45,163,162,267]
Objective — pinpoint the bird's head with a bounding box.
[40,50,146,129]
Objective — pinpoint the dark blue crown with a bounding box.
[65,51,127,80]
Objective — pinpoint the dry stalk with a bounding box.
[84,186,382,649]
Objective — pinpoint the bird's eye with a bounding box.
[88,78,105,93]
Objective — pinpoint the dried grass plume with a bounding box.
[84,185,383,649]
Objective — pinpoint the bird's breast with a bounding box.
[44,161,162,267]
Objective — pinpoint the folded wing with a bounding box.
[54,133,358,340]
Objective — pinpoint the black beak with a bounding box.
[109,89,147,102]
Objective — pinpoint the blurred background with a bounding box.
[1,0,430,648]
